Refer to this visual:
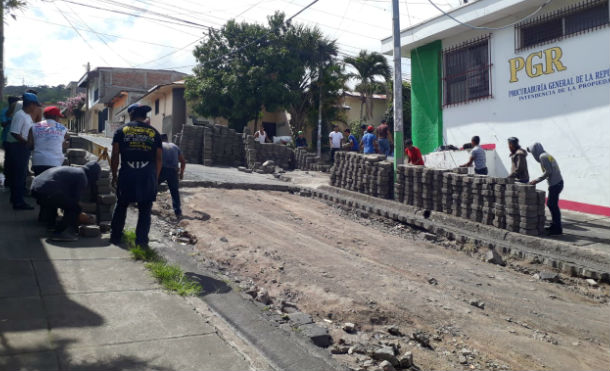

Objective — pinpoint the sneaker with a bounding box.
[50,231,78,242]
[13,203,34,210]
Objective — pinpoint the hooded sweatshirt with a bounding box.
[508,147,529,183]
[31,161,101,205]
[527,143,562,186]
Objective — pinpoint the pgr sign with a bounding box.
[509,47,567,83]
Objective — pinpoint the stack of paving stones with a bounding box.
[504,183,546,235]
[380,164,546,236]
[66,148,88,165]
[330,152,393,199]
[208,124,244,167]
[244,137,295,171]
[295,148,319,171]
[178,125,204,164]
[95,168,115,228]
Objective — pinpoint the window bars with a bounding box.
[442,35,492,106]
[516,0,609,51]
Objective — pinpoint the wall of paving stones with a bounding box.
[179,124,244,167]
[244,135,295,170]
[329,152,394,199]
[294,148,332,172]
[395,165,546,236]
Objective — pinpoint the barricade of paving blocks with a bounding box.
[67,148,88,166]
[330,152,393,199]
[179,125,204,164]
[244,138,294,171]
[504,183,546,236]
[295,148,321,171]
[208,124,244,167]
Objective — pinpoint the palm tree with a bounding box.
[344,51,391,123]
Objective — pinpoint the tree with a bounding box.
[344,51,391,123]
[283,24,341,136]
[186,13,293,131]
[1,1,27,104]
[384,80,412,139]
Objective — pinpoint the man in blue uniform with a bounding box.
[110,104,162,247]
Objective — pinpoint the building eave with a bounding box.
[380,0,549,56]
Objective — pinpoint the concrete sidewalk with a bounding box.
[0,190,264,371]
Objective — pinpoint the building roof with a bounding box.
[77,67,188,88]
[380,0,550,56]
[113,80,185,116]
[344,91,387,100]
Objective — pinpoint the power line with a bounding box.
[426,0,554,31]
[22,15,183,49]
[53,2,112,65]
[61,2,134,66]
[134,37,203,68]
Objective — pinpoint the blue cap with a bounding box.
[127,103,152,116]
[22,92,41,106]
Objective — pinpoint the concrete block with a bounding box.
[297,323,332,348]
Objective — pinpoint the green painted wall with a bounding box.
[411,40,443,154]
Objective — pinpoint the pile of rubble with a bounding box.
[330,152,394,199]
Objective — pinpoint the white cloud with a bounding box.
[4,0,460,86]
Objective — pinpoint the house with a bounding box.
[381,0,610,215]
[76,67,187,133]
[336,91,388,127]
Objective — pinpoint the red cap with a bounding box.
[367,125,374,132]
[43,106,64,118]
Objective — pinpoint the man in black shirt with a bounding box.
[110,104,162,247]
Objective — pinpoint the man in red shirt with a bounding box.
[405,139,424,165]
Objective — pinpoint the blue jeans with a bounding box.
[475,167,488,175]
[547,180,564,232]
[159,167,181,216]
[6,142,30,206]
[378,138,390,156]
[111,199,153,246]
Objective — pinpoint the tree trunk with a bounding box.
[359,98,365,123]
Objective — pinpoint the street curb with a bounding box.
[150,239,348,371]
[162,180,301,193]
[311,185,610,282]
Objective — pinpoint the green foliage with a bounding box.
[186,12,347,136]
[122,230,202,296]
[384,81,412,139]
[186,13,293,131]
[145,261,202,296]
[344,51,391,122]
[1,85,70,110]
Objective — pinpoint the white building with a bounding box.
[382,0,610,216]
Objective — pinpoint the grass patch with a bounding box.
[123,230,202,296]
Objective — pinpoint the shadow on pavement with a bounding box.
[184,272,231,296]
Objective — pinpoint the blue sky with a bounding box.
[4,0,461,86]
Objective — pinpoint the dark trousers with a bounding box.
[111,199,153,246]
[475,167,488,175]
[330,148,339,162]
[159,167,181,216]
[32,165,54,176]
[34,192,80,233]
[547,180,564,232]
[6,142,30,206]
[2,141,11,187]
[378,138,391,157]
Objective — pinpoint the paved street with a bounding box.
[0,190,263,371]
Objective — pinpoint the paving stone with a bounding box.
[297,323,332,348]
[372,346,398,366]
[287,312,313,326]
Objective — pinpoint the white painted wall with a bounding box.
[424,149,499,176]
[440,21,610,208]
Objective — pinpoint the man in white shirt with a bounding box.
[328,126,343,163]
[28,106,69,176]
[7,93,41,209]
[254,128,268,144]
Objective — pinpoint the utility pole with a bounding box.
[1,0,4,105]
[316,65,322,158]
[391,0,405,172]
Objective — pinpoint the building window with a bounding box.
[93,88,99,102]
[442,36,491,106]
[516,0,609,51]
[154,99,160,115]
